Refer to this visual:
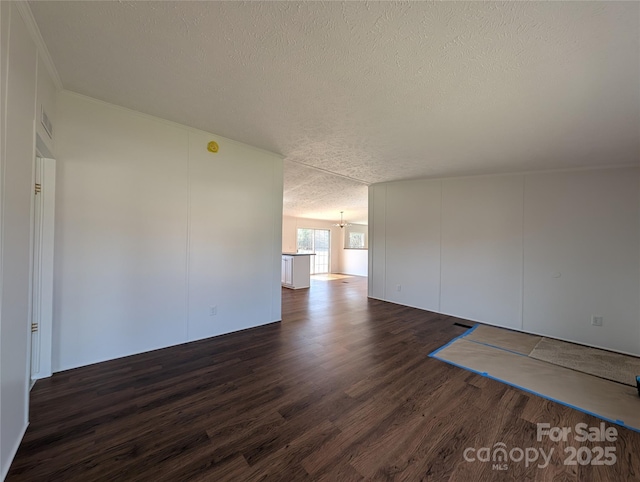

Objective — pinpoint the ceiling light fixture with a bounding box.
[333,211,352,229]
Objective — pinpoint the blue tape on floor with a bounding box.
[430,352,640,434]
[428,324,478,358]
[430,324,529,358]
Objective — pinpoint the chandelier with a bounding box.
[333,211,352,229]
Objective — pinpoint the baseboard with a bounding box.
[366,296,640,358]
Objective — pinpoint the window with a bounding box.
[297,228,314,252]
[297,228,330,274]
[344,224,368,249]
[347,232,365,249]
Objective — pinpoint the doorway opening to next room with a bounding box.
[297,228,330,274]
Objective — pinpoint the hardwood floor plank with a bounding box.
[7,276,640,481]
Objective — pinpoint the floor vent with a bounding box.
[453,322,473,329]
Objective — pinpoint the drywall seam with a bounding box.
[271,160,275,320]
[438,179,443,313]
[383,184,387,301]
[185,133,191,341]
[520,174,526,331]
[367,186,373,298]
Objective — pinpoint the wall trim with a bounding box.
[370,163,640,188]
[369,295,640,358]
[15,2,62,90]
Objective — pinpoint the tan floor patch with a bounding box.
[530,337,640,386]
[465,324,542,355]
[432,332,640,432]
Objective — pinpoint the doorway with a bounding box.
[297,228,330,274]
[30,156,56,381]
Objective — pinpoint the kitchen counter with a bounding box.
[281,254,313,289]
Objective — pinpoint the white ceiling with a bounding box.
[30,1,639,224]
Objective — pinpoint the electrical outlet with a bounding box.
[396,284,402,292]
[591,316,603,327]
[209,306,217,316]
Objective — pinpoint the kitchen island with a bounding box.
[281,253,314,289]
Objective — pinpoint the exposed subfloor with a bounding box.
[432,324,640,432]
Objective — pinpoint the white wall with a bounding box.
[0,3,38,479]
[341,249,368,277]
[369,167,640,355]
[378,180,441,311]
[522,169,640,354]
[54,92,283,372]
[441,175,523,329]
[341,224,368,277]
[188,130,283,341]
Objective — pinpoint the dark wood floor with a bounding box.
[8,276,640,481]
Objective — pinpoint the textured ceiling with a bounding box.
[30,1,640,222]
[283,161,368,224]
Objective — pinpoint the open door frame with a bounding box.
[30,156,55,381]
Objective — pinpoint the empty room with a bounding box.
[1,1,639,481]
